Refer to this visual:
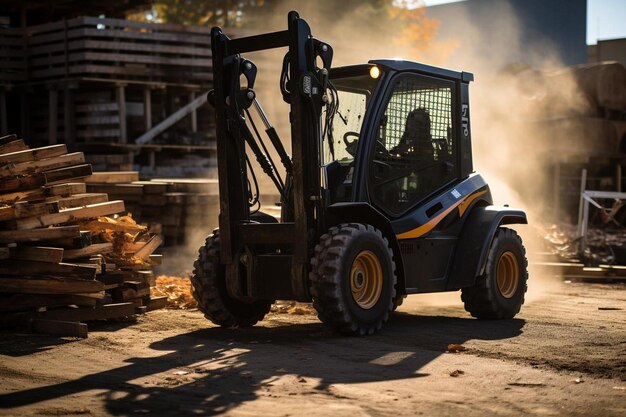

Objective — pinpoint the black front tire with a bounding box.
[310,223,397,335]
[461,227,528,319]
[191,231,272,327]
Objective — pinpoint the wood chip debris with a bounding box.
[447,343,468,353]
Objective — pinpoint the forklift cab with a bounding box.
[323,61,474,220]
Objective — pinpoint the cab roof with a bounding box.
[330,60,474,83]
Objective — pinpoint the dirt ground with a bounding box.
[0,281,625,417]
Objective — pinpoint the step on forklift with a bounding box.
[191,11,529,335]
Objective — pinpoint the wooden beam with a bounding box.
[0,144,67,166]
[32,319,88,338]
[0,134,17,146]
[0,173,47,193]
[0,277,104,294]
[84,171,139,183]
[143,87,152,131]
[44,163,92,184]
[11,246,64,263]
[63,243,113,260]
[190,91,198,133]
[0,152,85,178]
[56,193,108,209]
[0,201,59,222]
[41,303,136,322]
[0,225,81,243]
[0,260,97,279]
[12,200,125,230]
[135,91,208,145]
[0,139,28,155]
[116,85,127,144]
[0,294,97,312]
[0,182,87,204]
[133,235,162,260]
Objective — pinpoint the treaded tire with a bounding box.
[461,227,528,319]
[191,231,272,327]
[392,294,407,311]
[310,223,397,335]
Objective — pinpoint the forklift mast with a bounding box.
[210,11,332,301]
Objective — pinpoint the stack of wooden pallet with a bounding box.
[0,134,166,338]
[85,153,134,172]
[85,172,219,246]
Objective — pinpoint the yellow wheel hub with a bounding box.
[350,250,383,309]
[496,251,519,299]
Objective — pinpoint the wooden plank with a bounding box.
[0,134,17,146]
[84,171,139,184]
[0,247,8,259]
[56,193,108,209]
[13,200,125,230]
[133,235,162,261]
[0,225,80,243]
[63,243,113,260]
[43,231,92,249]
[0,139,27,154]
[0,182,86,204]
[131,181,169,194]
[116,85,127,144]
[32,319,88,338]
[0,144,67,166]
[0,152,85,178]
[0,260,96,279]
[44,164,92,184]
[0,294,97,312]
[85,183,144,196]
[149,254,162,265]
[0,173,46,193]
[14,201,60,219]
[42,303,136,322]
[0,277,103,294]
[0,201,60,222]
[146,296,168,311]
[11,246,64,263]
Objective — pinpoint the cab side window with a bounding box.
[370,75,456,216]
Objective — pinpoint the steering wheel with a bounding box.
[343,131,391,158]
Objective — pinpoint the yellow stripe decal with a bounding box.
[395,189,486,240]
[458,190,487,217]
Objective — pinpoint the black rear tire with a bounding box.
[461,227,528,319]
[310,223,397,335]
[191,231,272,327]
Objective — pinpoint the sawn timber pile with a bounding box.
[0,134,166,338]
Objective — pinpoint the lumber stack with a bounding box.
[85,172,219,246]
[0,135,166,338]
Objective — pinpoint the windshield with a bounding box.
[322,71,381,164]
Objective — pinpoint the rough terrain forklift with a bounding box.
[191,11,529,335]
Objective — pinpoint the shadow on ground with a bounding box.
[0,313,525,415]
